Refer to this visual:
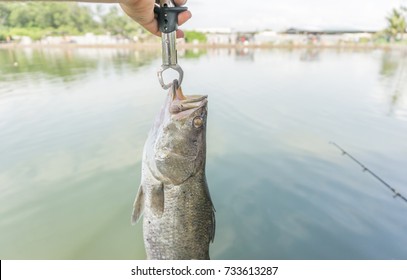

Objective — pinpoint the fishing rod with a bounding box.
[329,141,407,204]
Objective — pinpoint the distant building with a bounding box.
[195,28,257,45]
[11,35,33,45]
[196,28,236,45]
[282,28,376,45]
[236,31,256,45]
[41,33,131,45]
[254,30,278,45]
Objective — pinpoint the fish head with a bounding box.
[151,82,208,185]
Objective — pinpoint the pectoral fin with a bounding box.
[131,185,144,225]
[150,183,164,218]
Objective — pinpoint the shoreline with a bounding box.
[1,42,406,51]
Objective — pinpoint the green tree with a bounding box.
[184,31,207,43]
[37,3,73,29]
[101,6,141,37]
[385,7,407,41]
[0,2,144,41]
[68,4,98,33]
[2,3,98,35]
[0,3,11,26]
[8,3,36,28]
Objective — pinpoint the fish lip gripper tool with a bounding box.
[155,0,188,90]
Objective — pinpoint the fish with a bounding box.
[131,80,215,260]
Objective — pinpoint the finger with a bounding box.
[178,10,192,26]
[176,29,185,38]
[144,20,161,37]
[120,3,156,30]
[152,11,191,37]
[174,0,187,6]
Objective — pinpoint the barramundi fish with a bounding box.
[131,81,215,260]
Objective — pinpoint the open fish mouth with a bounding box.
[169,85,208,116]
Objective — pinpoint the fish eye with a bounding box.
[193,116,204,128]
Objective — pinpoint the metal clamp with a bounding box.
[155,0,187,89]
[157,64,183,90]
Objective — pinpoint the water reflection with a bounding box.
[235,48,255,61]
[179,48,207,59]
[0,48,159,83]
[300,49,321,62]
[379,50,407,118]
[0,48,98,82]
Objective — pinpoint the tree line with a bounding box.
[0,2,143,41]
[2,2,404,44]
[385,6,407,41]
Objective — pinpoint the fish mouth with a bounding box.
[169,84,207,116]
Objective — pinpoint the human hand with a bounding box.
[120,0,191,38]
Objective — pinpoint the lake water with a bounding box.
[0,46,406,260]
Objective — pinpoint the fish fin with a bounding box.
[131,185,144,225]
[202,180,216,243]
[150,183,165,217]
[210,205,216,243]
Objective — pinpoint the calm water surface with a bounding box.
[0,47,406,259]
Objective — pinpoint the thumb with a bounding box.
[173,0,188,6]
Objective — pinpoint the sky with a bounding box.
[180,0,407,31]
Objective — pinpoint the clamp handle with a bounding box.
[154,5,188,33]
